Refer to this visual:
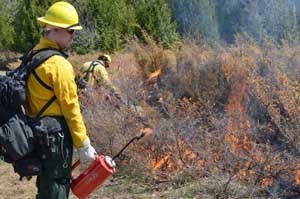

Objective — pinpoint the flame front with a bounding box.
[225,75,252,153]
[147,68,161,81]
[295,166,300,185]
[151,138,198,171]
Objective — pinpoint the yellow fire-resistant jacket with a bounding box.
[25,37,87,148]
[79,61,119,93]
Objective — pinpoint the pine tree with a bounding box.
[132,0,179,48]
[75,0,136,53]
[0,0,14,51]
[12,0,55,52]
[215,0,243,43]
[168,0,219,44]
[215,0,299,44]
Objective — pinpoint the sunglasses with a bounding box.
[51,28,75,35]
[67,29,75,35]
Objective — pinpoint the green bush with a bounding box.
[132,0,179,48]
[12,0,55,52]
[0,0,14,51]
[74,0,136,53]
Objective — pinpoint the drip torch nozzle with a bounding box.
[112,128,152,161]
[136,132,145,140]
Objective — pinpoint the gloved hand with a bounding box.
[77,138,97,163]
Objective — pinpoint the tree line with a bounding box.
[0,0,299,54]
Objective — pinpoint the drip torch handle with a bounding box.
[72,160,80,170]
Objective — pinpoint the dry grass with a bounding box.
[0,36,299,198]
[0,163,37,199]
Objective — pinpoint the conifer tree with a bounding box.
[12,0,55,52]
[215,0,299,43]
[0,0,14,51]
[75,0,136,53]
[132,0,179,48]
[258,0,299,43]
[168,0,219,44]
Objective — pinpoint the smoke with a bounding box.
[167,0,299,44]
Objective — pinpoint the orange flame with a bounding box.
[260,178,273,188]
[140,128,153,137]
[152,156,170,170]
[147,68,161,81]
[225,76,252,153]
[295,167,300,185]
[151,138,198,171]
[223,67,270,186]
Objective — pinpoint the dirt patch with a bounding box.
[0,162,80,199]
[0,163,36,199]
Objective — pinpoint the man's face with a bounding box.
[104,61,110,68]
[49,28,75,49]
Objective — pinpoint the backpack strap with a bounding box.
[82,60,100,81]
[12,48,67,80]
[35,96,56,118]
[24,48,67,119]
[32,71,53,90]
[26,48,68,75]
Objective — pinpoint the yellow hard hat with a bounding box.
[98,54,111,63]
[37,1,82,30]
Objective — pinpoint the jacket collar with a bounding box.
[34,37,60,51]
[32,37,68,58]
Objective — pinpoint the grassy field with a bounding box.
[0,160,259,199]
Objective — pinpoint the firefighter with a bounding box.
[77,54,121,100]
[25,2,96,198]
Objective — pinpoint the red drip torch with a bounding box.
[71,131,147,199]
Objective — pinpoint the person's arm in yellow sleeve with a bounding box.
[51,56,88,148]
[94,63,120,95]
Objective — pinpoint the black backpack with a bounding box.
[0,48,65,178]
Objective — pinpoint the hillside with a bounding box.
[0,37,300,198]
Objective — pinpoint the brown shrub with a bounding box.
[70,36,300,198]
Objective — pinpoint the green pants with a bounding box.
[35,117,73,199]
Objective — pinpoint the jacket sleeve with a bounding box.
[51,55,88,148]
[94,64,119,93]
